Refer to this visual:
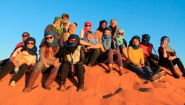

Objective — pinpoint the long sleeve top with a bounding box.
[128,46,144,66]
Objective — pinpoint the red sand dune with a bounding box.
[0,64,185,105]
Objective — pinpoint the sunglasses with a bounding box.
[85,24,91,27]
[27,42,34,45]
[118,33,123,35]
[22,35,30,37]
[45,36,53,40]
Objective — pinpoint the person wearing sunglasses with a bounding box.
[0,32,30,71]
[55,34,86,92]
[23,31,60,92]
[80,21,92,39]
[114,29,128,60]
[0,37,37,87]
[158,36,185,78]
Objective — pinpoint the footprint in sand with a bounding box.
[133,82,153,92]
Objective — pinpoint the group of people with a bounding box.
[0,13,185,93]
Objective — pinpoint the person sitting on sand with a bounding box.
[81,31,100,67]
[0,32,30,70]
[127,35,164,82]
[140,34,165,75]
[158,36,185,78]
[23,31,60,92]
[0,37,37,87]
[56,34,86,92]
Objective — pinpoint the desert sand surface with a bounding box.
[0,64,185,105]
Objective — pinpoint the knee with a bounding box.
[34,61,45,70]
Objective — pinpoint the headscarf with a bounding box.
[129,35,140,50]
[142,34,150,45]
[84,31,94,44]
[84,21,92,36]
[53,17,63,35]
[24,37,37,55]
[97,20,108,34]
[65,34,80,52]
[44,31,59,47]
[102,28,112,50]
[115,29,125,46]
[160,36,174,52]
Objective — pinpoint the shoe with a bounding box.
[9,81,16,87]
[77,83,86,92]
[157,70,166,78]
[44,86,51,90]
[149,74,159,82]
[108,65,113,73]
[182,73,185,77]
[172,72,180,78]
[58,81,66,92]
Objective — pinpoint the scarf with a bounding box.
[115,29,124,46]
[142,34,150,45]
[160,36,174,52]
[84,21,92,36]
[102,34,112,50]
[97,20,107,34]
[44,31,59,47]
[129,35,140,50]
[84,31,94,44]
[52,17,63,35]
[24,37,37,55]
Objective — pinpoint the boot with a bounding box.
[44,70,58,90]
[172,71,180,78]
[23,70,40,92]
[77,83,86,92]
[58,81,66,92]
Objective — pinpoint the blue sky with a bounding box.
[0,0,185,64]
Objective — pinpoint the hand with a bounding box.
[53,61,60,67]
[161,44,165,49]
[138,64,144,68]
[113,49,119,54]
[85,47,90,52]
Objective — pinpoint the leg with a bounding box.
[147,57,161,73]
[87,48,100,66]
[173,58,185,76]
[0,62,14,80]
[107,49,114,72]
[44,65,60,90]
[58,62,70,91]
[23,61,46,92]
[127,63,151,80]
[115,51,127,75]
[167,60,180,78]
[10,64,29,86]
[75,64,85,91]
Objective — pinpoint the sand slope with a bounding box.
[0,64,185,105]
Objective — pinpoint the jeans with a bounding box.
[60,62,85,84]
[34,60,60,72]
[0,62,29,82]
[127,63,153,79]
[108,49,123,67]
[84,48,100,65]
